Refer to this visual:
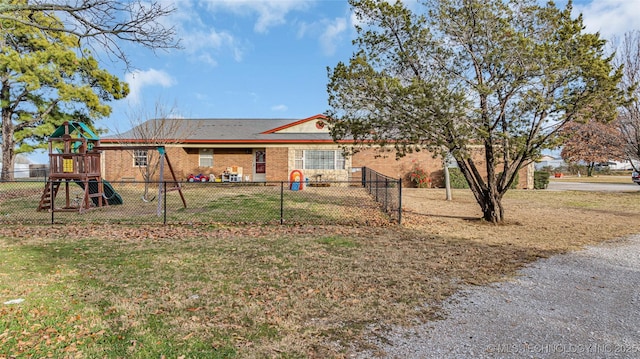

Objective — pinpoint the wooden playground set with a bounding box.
[37,121,185,213]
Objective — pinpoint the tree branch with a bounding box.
[0,1,179,68]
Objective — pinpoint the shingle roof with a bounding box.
[102,115,337,144]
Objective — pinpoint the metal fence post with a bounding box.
[375,173,379,202]
[50,180,54,225]
[384,178,388,212]
[362,166,367,188]
[280,181,284,225]
[163,181,167,225]
[398,178,402,225]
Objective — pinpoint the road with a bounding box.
[547,181,640,192]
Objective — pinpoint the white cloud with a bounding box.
[195,53,218,67]
[205,0,315,33]
[180,29,245,62]
[271,104,288,112]
[159,0,245,65]
[573,0,640,39]
[320,17,347,56]
[124,69,176,104]
[297,16,349,56]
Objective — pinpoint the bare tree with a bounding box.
[115,100,199,201]
[614,31,640,171]
[560,118,626,176]
[0,0,179,68]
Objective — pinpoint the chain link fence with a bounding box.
[361,167,402,224]
[0,173,401,226]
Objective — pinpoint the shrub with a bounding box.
[448,168,520,189]
[409,166,431,188]
[534,171,550,189]
[448,168,469,189]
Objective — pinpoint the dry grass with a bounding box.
[1,188,640,358]
[403,188,640,251]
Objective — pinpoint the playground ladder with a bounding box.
[37,180,61,211]
[37,176,106,212]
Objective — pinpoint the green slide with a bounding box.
[74,179,124,205]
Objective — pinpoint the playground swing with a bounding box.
[91,145,186,212]
[141,194,157,203]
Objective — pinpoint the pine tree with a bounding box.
[0,9,128,180]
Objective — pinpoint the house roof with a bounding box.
[101,114,338,145]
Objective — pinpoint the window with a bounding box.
[294,150,304,169]
[199,149,213,167]
[294,150,345,170]
[133,149,148,167]
[255,150,266,174]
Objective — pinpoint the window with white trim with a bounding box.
[294,150,345,170]
[133,149,148,167]
[294,150,304,169]
[199,149,213,167]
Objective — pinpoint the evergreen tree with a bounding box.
[327,0,628,223]
[0,9,128,180]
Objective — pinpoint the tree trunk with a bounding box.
[455,149,507,224]
[1,132,15,181]
[1,81,14,181]
[479,190,504,223]
[587,162,595,177]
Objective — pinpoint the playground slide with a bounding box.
[74,179,124,206]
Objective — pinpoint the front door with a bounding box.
[253,149,266,182]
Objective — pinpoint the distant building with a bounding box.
[0,149,32,178]
[606,160,639,171]
[535,155,566,170]
[535,154,638,172]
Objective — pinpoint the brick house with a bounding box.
[100,114,533,188]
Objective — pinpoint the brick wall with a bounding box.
[101,149,147,182]
[101,147,196,182]
[351,148,443,187]
[166,147,195,180]
[352,147,532,189]
[266,147,288,181]
[209,150,253,181]
[102,147,258,182]
[101,144,532,188]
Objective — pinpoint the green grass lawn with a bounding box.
[1,226,440,358]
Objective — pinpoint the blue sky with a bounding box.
[28,0,640,163]
[101,0,355,134]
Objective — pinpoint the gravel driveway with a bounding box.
[356,234,640,358]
